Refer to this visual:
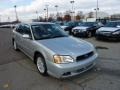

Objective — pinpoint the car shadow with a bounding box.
[95,38,120,43]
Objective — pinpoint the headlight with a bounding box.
[78,29,82,32]
[112,30,120,35]
[80,29,86,32]
[72,29,75,32]
[53,55,74,64]
[77,29,85,32]
[96,30,99,34]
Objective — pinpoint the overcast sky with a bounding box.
[0,0,120,22]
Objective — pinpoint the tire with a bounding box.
[72,32,75,36]
[36,54,47,76]
[69,30,72,35]
[87,31,92,38]
[13,40,19,51]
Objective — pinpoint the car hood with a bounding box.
[37,36,94,58]
[73,26,89,30]
[61,26,68,29]
[98,27,120,32]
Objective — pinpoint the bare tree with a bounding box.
[88,12,94,18]
[63,14,71,21]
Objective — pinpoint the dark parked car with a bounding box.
[72,22,102,37]
[61,21,81,34]
[96,21,120,41]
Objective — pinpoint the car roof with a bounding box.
[109,21,120,23]
[19,22,55,26]
[83,21,96,23]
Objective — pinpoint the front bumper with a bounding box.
[72,31,88,37]
[47,53,98,78]
[96,33,120,40]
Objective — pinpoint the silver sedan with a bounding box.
[12,22,98,78]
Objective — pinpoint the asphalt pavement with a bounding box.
[0,28,120,90]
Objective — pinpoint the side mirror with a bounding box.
[22,34,31,39]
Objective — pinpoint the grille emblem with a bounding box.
[84,54,88,57]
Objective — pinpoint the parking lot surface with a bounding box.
[0,28,120,90]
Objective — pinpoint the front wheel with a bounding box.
[87,31,92,38]
[13,40,19,51]
[36,55,47,76]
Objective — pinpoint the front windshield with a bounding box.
[105,22,118,27]
[79,22,95,27]
[32,24,68,40]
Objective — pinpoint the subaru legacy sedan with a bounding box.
[12,22,98,78]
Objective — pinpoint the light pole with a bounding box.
[70,0,75,21]
[0,15,1,23]
[97,0,98,10]
[55,5,58,20]
[14,5,19,21]
[94,0,99,20]
[8,17,10,22]
[94,8,97,20]
[36,11,39,20]
[44,8,46,21]
[45,5,49,21]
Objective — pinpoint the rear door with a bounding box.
[14,24,24,49]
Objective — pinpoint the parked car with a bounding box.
[0,24,17,28]
[12,22,98,78]
[72,22,103,37]
[52,21,63,26]
[96,21,120,41]
[61,21,80,34]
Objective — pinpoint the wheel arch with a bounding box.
[12,38,14,45]
[34,51,45,64]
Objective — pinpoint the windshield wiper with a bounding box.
[51,35,68,38]
[38,37,52,40]
[37,35,68,40]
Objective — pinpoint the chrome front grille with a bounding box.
[99,31,111,35]
[76,51,94,62]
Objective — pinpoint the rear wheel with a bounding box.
[36,54,47,76]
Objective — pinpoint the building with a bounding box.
[83,11,109,22]
[85,11,109,19]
